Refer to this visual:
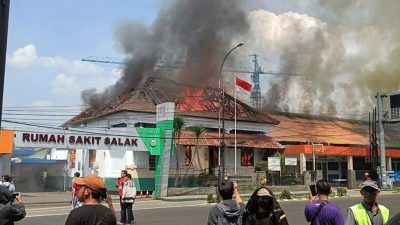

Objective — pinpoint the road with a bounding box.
[16,194,400,225]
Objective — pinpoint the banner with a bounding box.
[268,157,281,171]
[285,157,297,166]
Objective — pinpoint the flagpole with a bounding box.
[234,78,237,175]
[234,76,252,175]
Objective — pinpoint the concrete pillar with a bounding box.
[347,170,357,189]
[387,157,392,171]
[347,156,353,170]
[0,154,11,176]
[347,156,354,189]
[299,153,306,174]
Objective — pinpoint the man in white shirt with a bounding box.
[121,174,137,224]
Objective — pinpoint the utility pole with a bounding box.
[218,42,244,185]
[376,93,387,189]
[0,0,10,128]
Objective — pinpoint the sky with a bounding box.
[5,0,157,107]
[4,0,159,127]
[4,0,400,128]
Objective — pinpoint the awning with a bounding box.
[284,144,400,158]
[0,130,14,154]
[176,131,283,149]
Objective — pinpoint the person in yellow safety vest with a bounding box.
[345,180,389,225]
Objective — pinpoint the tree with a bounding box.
[173,116,185,186]
[181,124,206,184]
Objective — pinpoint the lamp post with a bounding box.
[218,42,244,185]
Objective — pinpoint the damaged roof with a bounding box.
[64,78,278,127]
[176,130,284,149]
[269,112,370,146]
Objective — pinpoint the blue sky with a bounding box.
[5,0,158,108]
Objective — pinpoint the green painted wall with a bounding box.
[104,178,155,191]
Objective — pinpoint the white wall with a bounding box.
[105,149,126,178]
[50,148,68,160]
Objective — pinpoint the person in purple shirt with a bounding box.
[305,179,344,225]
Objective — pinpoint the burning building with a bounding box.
[63,77,283,193]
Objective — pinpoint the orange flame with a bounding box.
[177,87,207,111]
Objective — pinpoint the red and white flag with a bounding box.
[235,77,252,92]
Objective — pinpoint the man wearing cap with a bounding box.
[65,174,117,225]
[243,186,288,225]
[345,180,389,225]
[0,186,25,225]
[305,179,344,225]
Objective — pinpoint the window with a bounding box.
[353,157,368,170]
[328,174,339,181]
[392,158,400,171]
[241,148,254,166]
[328,162,339,171]
[111,123,127,128]
[69,149,76,168]
[185,146,192,166]
[306,161,313,170]
[89,149,96,168]
[149,155,156,171]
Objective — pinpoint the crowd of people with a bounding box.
[207,177,289,225]
[0,174,26,225]
[67,170,137,225]
[207,177,395,225]
[1,171,398,225]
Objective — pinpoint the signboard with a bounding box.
[13,127,147,151]
[313,144,324,154]
[285,157,297,166]
[156,102,175,122]
[388,92,400,122]
[268,157,281,171]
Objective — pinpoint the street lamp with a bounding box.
[218,42,244,185]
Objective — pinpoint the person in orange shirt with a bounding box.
[71,172,82,209]
[116,170,128,224]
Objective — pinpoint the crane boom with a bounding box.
[81,56,125,65]
[81,56,183,69]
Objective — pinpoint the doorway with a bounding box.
[208,146,218,175]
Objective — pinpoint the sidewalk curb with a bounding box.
[19,190,400,205]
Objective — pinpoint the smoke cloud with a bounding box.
[243,0,400,117]
[82,0,400,118]
[82,0,249,109]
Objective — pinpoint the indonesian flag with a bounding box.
[235,77,252,92]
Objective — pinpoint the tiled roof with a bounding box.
[63,78,278,126]
[176,130,284,149]
[269,112,370,145]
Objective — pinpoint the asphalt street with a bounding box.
[16,194,400,225]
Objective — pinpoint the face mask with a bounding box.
[361,188,377,204]
[258,197,272,210]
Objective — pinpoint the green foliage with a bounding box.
[280,189,292,199]
[207,193,215,203]
[337,187,347,197]
[309,170,317,181]
[216,193,221,202]
[173,116,185,130]
[393,186,400,193]
[186,124,206,137]
[255,160,268,171]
